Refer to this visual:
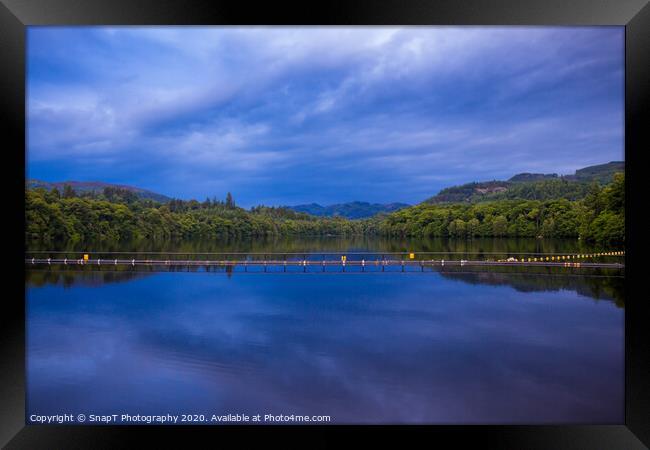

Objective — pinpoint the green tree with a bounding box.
[50,187,61,200]
[467,218,480,237]
[226,192,235,209]
[62,184,76,198]
[492,215,507,237]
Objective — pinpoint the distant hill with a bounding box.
[508,173,559,183]
[508,161,624,184]
[428,181,511,203]
[26,179,172,203]
[288,201,410,219]
[425,161,624,204]
[565,161,625,184]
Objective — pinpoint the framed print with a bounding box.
[1,0,648,448]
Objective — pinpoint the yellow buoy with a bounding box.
[409,253,415,259]
[83,254,89,261]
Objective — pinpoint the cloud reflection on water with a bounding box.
[27,271,623,423]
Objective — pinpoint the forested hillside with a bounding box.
[377,173,623,243]
[26,179,171,203]
[425,161,624,204]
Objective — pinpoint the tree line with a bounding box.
[25,189,369,243]
[25,173,624,245]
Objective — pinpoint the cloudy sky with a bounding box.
[27,27,624,207]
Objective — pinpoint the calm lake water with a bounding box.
[26,238,624,424]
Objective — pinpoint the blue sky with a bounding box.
[27,27,624,207]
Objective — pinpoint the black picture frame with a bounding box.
[2,0,648,448]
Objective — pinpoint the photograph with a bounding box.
[24,26,626,426]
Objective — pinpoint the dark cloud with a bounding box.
[27,27,623,206]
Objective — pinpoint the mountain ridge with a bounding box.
[287,201,410,219]
[26,179,172,203]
